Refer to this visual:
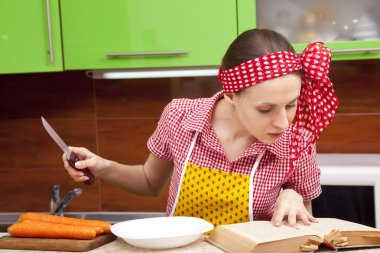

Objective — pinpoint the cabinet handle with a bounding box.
[105,51,187,57]
[45,0,54,64]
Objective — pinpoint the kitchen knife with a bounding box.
[41,116,94,185]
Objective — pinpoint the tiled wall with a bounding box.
[1,59,379,212]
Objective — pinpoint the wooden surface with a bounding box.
[0,233,116,252]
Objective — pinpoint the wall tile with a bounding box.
[317,115,380,153]
[97,119,169,211]
[330,60,380,114]
[95,76,221,118]
[100,181,168,212]
[0,119,97,169]
[95,78,172,118]
[97,119,157,163]
[0,71,94,119]
[0,169,100,212]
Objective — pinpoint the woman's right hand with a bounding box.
[62,147,109,183]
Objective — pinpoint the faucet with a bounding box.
[50,185,83,216]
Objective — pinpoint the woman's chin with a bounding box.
[260,135,282,144]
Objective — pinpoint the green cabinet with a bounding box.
[0,0,63,74]
[60,0,237,70]
[238,0,380,61]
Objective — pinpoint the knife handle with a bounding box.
[68,152,95,185]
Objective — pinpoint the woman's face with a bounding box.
[229,73,302,144]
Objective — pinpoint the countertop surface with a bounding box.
[1,233,380,253]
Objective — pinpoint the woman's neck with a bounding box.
[212,98,257,161]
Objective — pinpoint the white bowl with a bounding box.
[110,216,214,249]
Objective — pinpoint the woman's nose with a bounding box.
[272,109,289,130]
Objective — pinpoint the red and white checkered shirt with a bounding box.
[147,91,321,220]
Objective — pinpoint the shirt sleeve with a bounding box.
[147,103,173,161]
[283,143,321,201]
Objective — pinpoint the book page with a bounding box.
[303,218,378,234]
[224,221,324,244]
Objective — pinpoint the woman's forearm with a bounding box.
[100,160,156,196]
[99,154,173,196]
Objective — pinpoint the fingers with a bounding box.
[271,206,285,227]
[62,147,93,183]
[272,207,302,228]
[287,208,299,228]
[272,189,318,228]
[296,209,310,227]
[306,211,318,223]
[74,156,96,170]
[68,146,93,160]
[273,206,303,228]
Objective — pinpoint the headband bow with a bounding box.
[218,42,338,165]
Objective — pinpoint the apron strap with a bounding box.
[170,131,199,216]
[183,131,199,169]
[249,150,266,221]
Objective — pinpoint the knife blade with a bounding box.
[41,116,94,185]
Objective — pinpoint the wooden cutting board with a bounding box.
[0,233,116,252]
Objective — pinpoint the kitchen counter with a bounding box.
[1,233,380,253]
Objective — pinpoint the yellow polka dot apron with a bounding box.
[170,132,265,228]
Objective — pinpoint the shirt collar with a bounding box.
[182,91,290,159]
[242,131,290,159]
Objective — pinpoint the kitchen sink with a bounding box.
[0,211,165,232]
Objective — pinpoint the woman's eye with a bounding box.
[286,104,296,109]
[258,108,272,113]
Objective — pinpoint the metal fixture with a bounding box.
[105,50,187,57]
[87,66,219,79]
[50,185,83,216]
[45,0,54,64]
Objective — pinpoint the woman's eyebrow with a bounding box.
[259,95,300,106]
[288,95,300,103]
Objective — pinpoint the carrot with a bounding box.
[18,212,111,233]
[8,220,97,239]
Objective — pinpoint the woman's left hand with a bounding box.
[271,189,317,228]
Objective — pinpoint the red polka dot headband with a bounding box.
[218,42,339,164]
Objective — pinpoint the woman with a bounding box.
[63,29,338,228]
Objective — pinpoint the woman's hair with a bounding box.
[221,29,296,70]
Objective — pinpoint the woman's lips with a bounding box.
[268,132,283,139]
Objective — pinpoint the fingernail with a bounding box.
[75,161,81,167]
[275,221,280,226]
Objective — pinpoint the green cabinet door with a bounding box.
[0,0,63,74]
[60,0,237,70]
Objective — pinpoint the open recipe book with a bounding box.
[207,218,380,253]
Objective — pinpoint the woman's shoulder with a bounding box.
[168,96,212,111]
[159,96,210,125]
[160,93,222,132]
[164,92,222,117]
